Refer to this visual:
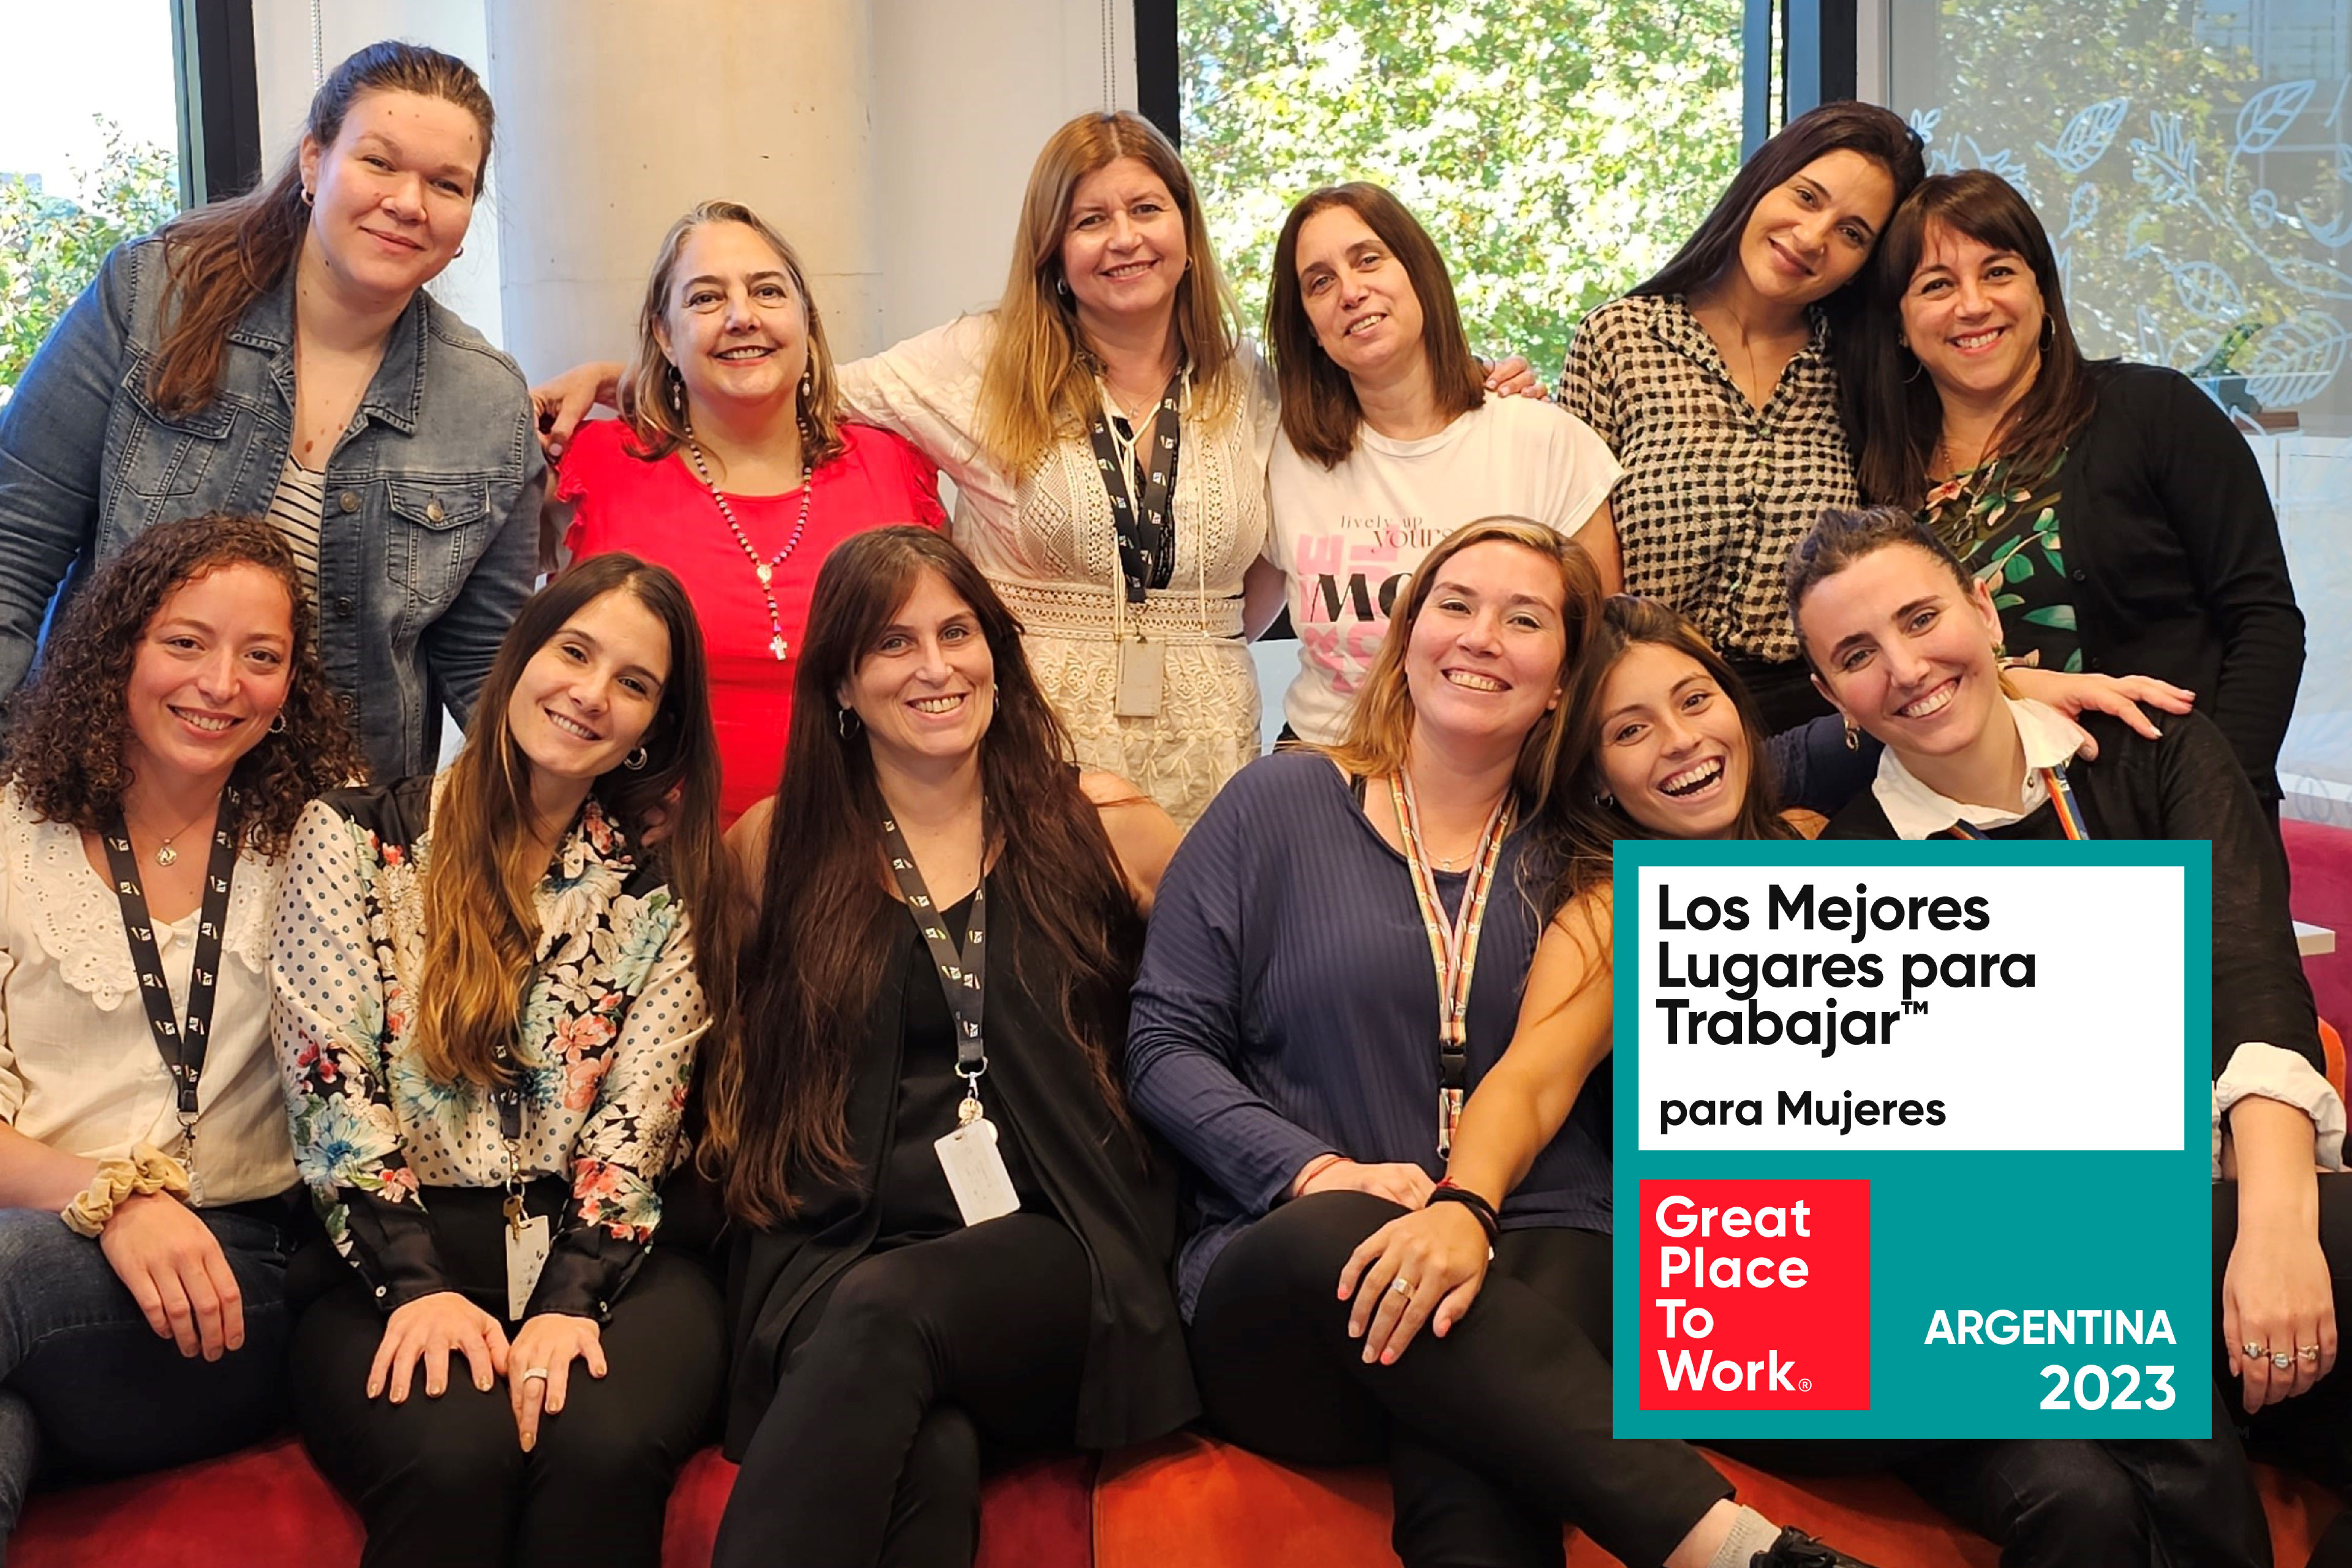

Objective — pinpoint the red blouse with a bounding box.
[556,418,946,824]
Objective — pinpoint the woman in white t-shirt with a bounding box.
[1265,183,1623,745]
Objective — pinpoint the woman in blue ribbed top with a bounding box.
[1126,519,1880,1568]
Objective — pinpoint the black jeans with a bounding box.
[1189,1192,1731,1568]
[289,1188,724,1568]
[714,1213,1091,1568]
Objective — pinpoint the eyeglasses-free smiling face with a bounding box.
[505,588,673,806]
[1733,149,1897,310]
[1898,219,2047,416]
[1594,641,1753,839]
[1059,156,1189,336]
[1293,202,1427,385]
[655,220,811,421]
[1800,543,2005,763]
[1401,540,1568,750]
[298,88,483,308]
[837,568,997,771]
[122,563,296,791]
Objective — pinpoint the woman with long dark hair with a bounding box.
[1561,101,1925,732]
[1840,170,2302,816]
[703,527,1191,1567]
[0,515,359,1552]
[273,556,731,1568]
[0,41,541,783]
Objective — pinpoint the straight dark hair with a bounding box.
[1844,171,2097,507]
[706,528,1142,1225]
[1268,183,1485,469]
[1533,596,1792,923]
[1635,101,1923,347]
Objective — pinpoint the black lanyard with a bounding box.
[99,792,239,1189]
[1086,370,1184,605]
[880,811,989,1110]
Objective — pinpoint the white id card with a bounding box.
[1115,638,1165,717]
[505,1213,551,1321]
[934,1118,1022,1226]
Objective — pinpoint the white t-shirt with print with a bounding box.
[1267,395,1621,743]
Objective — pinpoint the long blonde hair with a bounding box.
[974,111,1241,475]
[614,201,848,469]
[1324,517,1603,810]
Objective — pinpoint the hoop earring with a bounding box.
[2040,316,2056,352]
[300,187,314,206]
[268,712,288,734]
[1595,788,1615,809]
[623,745,649,771]
[453,245,465,259]
[1842,718,1861,752]
[1901,344,1924,384]
[837,707,861,740]
[1054,273,1071,298]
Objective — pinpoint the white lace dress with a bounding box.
[0,784,292,1204]
[839,314,1276,827]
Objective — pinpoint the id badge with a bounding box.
[1115,637,1166,717]
[505,1212,551,1321]
[934,1118,1022,1226]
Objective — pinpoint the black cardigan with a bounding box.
[2048,361,2303,807]
[1823,711,2321,1086]
[722,889,1199,1457]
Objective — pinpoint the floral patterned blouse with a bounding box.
[271,775,707,1319]
[1921,454,2079,674]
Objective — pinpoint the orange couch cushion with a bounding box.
[1094,1432,2337,1568]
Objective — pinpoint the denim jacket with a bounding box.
[0,236,543,780]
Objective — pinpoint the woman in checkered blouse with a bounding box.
[1561,103,1925,734]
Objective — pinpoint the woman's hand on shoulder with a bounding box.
[1338,1200,1493,1363]
[1481,355,1545,400]
[508,1311,608,1452]
[368,1290,510,1404]
[530,360,625,459]
[1080,771,1179,916]
[2006,666,2195,748]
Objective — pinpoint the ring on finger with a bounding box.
[2243,1340,2266,1359]
[2272,1350,2296,1370]
[521,1366,551,1382]
[1389,1277,1414,1297]
[2301,1344,2323,1362]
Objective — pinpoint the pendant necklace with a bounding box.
[131,793,224,868]
[687,432,813,662]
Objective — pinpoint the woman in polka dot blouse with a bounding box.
[269,555,735,1568]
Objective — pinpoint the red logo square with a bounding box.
[1637,1180,1871,1411]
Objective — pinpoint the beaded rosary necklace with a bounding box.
[685,432,813,661]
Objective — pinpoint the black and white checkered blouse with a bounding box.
[1559,293,1861,664]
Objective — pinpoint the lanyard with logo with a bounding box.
[99,793,239,1205]
[879,809,1019,1225]
[1087,369,1185,718]
[1942,764,2090,841]
[1388,772,1513,1158]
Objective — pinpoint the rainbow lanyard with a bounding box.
[1943,764,2091,841]
[1389,772,1512,1157]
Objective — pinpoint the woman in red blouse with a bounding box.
[552,200,945,824]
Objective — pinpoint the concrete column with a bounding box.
[483,0,878,377]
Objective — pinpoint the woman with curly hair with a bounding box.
[272,554,731,1568]
[0,514,361,1551]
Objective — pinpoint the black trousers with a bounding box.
[1189,1192,1731,1568]
[288,1188,725,1568]
[714,1213,1091,1568]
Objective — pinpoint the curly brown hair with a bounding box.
[1,514,364,856]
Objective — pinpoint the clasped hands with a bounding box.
[1294,1156,1493,1366]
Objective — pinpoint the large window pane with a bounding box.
[0,0,182,404]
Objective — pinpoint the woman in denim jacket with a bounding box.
[0,40,541,783]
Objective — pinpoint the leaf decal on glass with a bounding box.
[2135,304,2168,363]
[2169,260,2245,321]
[1909,107,1941,145]
[2271,254,2352,301]
[2060,182,2100,239]
[2037,98,2130,175]
[2130,113,2198,205]
[2337,144,2352,186]
[2236,80,2316,157]
[2244,311,2352,407]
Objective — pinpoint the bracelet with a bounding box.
[60,1142,191,1238]
[1428,1179,1501,1245]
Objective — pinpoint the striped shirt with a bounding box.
[1126,750,1612,1318]
[265,457,326,589]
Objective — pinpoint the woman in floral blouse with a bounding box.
[271,554,733,1568]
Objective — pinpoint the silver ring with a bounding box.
[2271,1351,2295,1371]
[1389,1277,1414,1297]
[2243,1340,2265,1359]
[521,1367,550,1382]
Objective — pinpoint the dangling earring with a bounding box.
[623,745,649,771]
[1842,718,1861,752]
[667,364,685,417]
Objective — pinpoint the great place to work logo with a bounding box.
[1610,841,2209,1439]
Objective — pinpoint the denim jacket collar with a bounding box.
[222,266,429,438]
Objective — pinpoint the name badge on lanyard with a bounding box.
[1088,371,1184,719]
[1389,772,1513,1158]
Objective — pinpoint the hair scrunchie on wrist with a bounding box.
[60,1142,192,1237]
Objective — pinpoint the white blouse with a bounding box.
[0,785,293,1205]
